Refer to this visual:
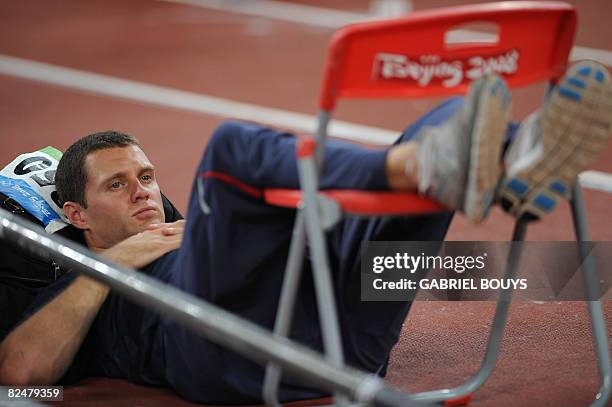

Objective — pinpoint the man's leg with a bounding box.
[331,61,612,377]
[170,94,475,303]
[162,78,511,403]
[163,120,418,404]
[324,99,466,376]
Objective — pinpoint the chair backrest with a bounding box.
[318,1,577,111]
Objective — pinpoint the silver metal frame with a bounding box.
[264,112,349,406]
[570,184,611,407]
[0,209,434,407]
[262,108,611,406]
[263,103,515,405]
[403,220,527,405]
[411,184,611,407]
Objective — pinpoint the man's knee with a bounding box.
[202,121,251,172]
[208,121,245,153]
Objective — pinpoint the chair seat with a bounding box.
[264,188,447,215]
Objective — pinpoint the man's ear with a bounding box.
[63,202,89,230]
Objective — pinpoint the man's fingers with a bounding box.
[160,230,183,244]
[157,234,182,253]
[160,227,176,236]
[169,220,186,231]
[160,226,185,236]
[146,223,165,230]
[147,219,184,228]
[150,220,185,235]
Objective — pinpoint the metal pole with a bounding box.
[570,185,611,407]
[263,211,307,407]
[408,219,528,403]
[0,209,430,407]
[298,152,349,407]
[314,111,331,174]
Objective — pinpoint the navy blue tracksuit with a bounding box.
[22,98,468,404]
[162,99,466,403]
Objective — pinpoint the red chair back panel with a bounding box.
[319,1,576,110]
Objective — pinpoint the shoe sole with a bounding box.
[465,76,511,223]
[500,61,612,219]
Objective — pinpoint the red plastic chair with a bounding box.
[261,3,609,407]
[264,0,576,215]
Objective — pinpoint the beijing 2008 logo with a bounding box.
[372,49,520,87]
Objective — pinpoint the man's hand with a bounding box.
[0,276,110,385]
[101,220,185,269]
[0,219,186,386]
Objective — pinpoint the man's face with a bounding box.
[78,145,164,248]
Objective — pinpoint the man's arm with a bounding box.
[0,221,184,385]
[0,275,108,385]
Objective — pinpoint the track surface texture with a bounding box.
[1,1,611,406]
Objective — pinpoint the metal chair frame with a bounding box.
[261,2,611,406]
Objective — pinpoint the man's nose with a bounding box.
[132,181,150,202]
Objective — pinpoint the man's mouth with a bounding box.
[133,206,158,218]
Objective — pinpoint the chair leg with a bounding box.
[298,153,350,407]
[263,211,307,407]
[570,184,611,407]
[408,219,529,404]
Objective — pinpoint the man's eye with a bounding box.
[142,174,153,182]
[110,182,122,189]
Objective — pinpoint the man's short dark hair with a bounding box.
[55,131,142,207]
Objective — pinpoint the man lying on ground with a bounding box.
[0,61,610,404]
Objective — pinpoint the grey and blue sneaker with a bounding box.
[415,75,511,222]
[464,76,512,222]
[500,60,612,219]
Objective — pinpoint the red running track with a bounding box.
[1,1,611,406]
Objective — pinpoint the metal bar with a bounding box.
[408,219,528,403]
[298,153,349,407]
[0,209,432,407]
[263,211,307,407]
[314,110,331,174]
[570,184,611,407]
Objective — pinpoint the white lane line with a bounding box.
[161,0,373,29]
[0,54,399,145]
[579,171,612,194]
[162,0,612,67]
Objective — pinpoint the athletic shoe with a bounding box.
[414,75,510,222]
[499,60,612,219]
